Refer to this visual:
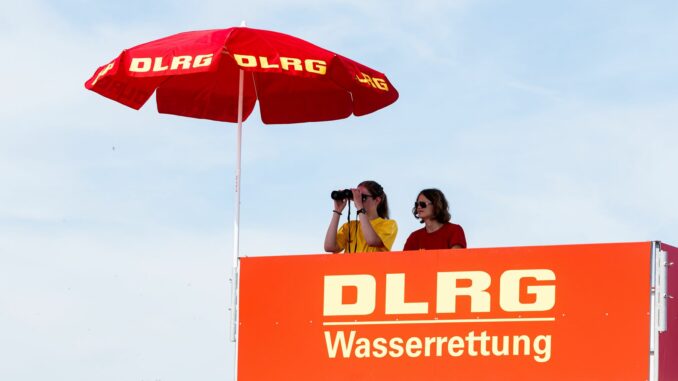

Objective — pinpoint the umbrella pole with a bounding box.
[229,68,245,380]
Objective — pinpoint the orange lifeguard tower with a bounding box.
[233,241,676,380]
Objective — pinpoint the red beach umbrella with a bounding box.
[84,24,398,357]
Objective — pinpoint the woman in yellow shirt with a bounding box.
[324,180,398,253]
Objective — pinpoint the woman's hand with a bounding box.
[351,188,363,209]
[333,193,348,212]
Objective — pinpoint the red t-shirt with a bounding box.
[403,223,467,251]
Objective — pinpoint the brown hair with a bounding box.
[412,188,451,224]
[359,180,389,219]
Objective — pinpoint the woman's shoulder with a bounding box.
[408,225,427,236]
[439,222,464,236]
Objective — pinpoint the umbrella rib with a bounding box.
[250,71,260,105]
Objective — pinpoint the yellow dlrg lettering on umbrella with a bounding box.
[305,59,327,75]
[91,62,115,86]
[233,54,258,68]
[280,57,303,71]
[130,58,152,72]
[232,54,327,75]
[129,54,214,73]
[259,57,280,69]
[193,54,213,68]
[356,72,389,91]
[153,57,169,71]
[170,56,193,70]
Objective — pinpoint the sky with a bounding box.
[2,0,678,380]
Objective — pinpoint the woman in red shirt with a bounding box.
[403,188,466,251]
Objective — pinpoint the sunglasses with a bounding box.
[361,194,374,202]
[415,201,431,209]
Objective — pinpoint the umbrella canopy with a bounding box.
[85,27,398,124]
[84,26,398,360]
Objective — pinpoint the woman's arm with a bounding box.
[324,198,347,252]
[351,188,384,247]
[357,213,385,247]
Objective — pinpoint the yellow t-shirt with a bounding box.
[336,217,398,253]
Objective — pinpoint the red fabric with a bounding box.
[85,27,398,124]
[403,222,467,251]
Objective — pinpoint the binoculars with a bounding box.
[330,189,353,201]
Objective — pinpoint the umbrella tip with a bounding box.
[240,20,247,27]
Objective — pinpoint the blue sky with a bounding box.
[2,1,678,380]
